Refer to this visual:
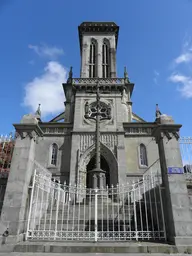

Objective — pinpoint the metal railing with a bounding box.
[180,137,192,181]
[26,169,165,242]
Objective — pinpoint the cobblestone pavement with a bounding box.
[0,253,191,256]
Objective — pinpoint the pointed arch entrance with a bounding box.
[78,143,118,189]
[86,154,110,188]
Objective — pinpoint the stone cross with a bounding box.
[84,80,110,189]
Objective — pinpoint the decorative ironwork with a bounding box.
[26,170,166,241]
[180,137,192,181]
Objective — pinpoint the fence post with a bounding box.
[54,181,61,240]
[95,189,98,242]
[26,169,36,240]
[133,181,138,241]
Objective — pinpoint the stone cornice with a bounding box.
[72,131,125,135]
[39,122,73,136]
[78,22,119,51]
[123,123,156,136]
[152,124,182,142]
[63,79,134,96]
[13,124,44,140]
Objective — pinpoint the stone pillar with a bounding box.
[116,134,127,186]
[153,115,192,245]
[80,43,88,78]
[0,116,43,244]
[97,41,102,78]
[110,48,117,78]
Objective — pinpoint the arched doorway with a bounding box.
[77,143,118,190]
[86,155,110,188]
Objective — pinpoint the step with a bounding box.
[10,241,192,254]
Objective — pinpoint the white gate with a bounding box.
[26,170,166,241]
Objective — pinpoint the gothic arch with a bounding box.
[77,142,118,188]
[102,38,110,78]
[89,38,98,78]
[103,38,110,47]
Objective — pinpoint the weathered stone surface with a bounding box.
[0,241,191,254]
[153,123,192,245]
[20,114,38,125]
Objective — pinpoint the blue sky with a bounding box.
[0,0,192,136]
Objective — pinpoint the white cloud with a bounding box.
[174,52,192,65]
[28,44,64,59]
[169,37,192,98]
[23,61,68,117]
[173,38,192,65]
[153,70,160,84]
[169,73,192,98]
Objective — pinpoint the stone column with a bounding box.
[80,43,88,78]
[116,134,127,186]
[153,115,192,245]
[97,41,102,78]
[0,117,43,244]
[110,48,117,78]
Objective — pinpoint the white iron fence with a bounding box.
[26,170,166,242]
[180,137,192,181]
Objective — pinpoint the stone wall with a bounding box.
[34,135,71,184]
[124,136,160,176]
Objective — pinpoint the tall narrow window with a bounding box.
[102,40,110,78]
[89,40,96,78]
[51,143,58,166]
[139,144,148,167]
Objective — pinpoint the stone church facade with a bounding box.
[34,22,160,188]
[1,22,192,247]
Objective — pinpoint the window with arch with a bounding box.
[139,144,148,167]
[50,143,58,166]
[102,39,110,78]
[89,39,97,78]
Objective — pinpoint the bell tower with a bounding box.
[67,22,135,189]
[78,22,119,78]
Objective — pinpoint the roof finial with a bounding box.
[67,66,73,83]
[35,104,41,117]
[124,66,129,83]
[156,104,162,118]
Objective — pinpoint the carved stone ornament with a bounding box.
[13,124,44,142]
[80,134,117,154]
[16,130,38,141]
[153,129,181,144]
[121,88,128,104]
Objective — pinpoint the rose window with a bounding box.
[85,102,111,120]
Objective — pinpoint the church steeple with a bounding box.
[78,22,119,78]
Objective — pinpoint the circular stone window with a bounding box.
[86,101,111,120]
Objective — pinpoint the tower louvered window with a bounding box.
[89,40,96,78]
[102,41,110,78]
